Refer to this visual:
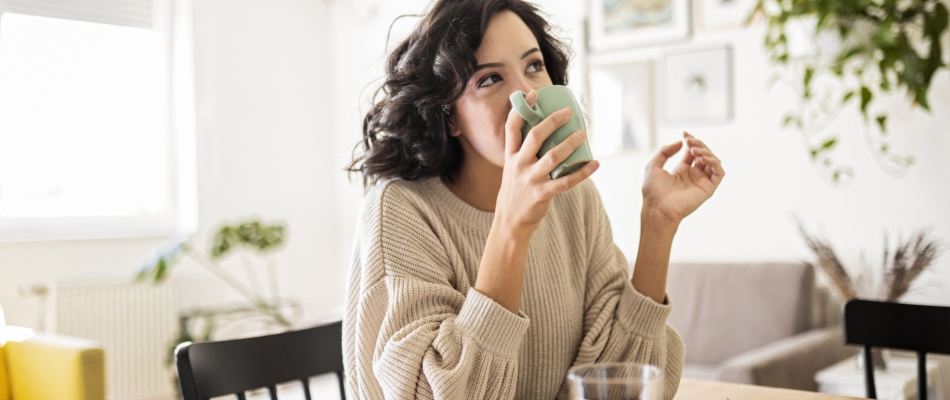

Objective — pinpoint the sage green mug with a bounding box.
[509,85,593,179]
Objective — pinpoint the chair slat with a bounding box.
[862,345,877,399]
[336,370,347,400]
[268,385,278,400]
[918,351,927,400]
[301,378,312,400]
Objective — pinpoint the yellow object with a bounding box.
[0,304,7,400]
[0,341,9,400]
[2,332,105,400]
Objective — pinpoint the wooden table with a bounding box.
[674,378,865,400]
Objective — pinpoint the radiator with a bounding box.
[49,282,179,400]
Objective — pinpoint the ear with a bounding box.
[448,112,462,137]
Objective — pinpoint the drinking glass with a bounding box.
[567,363,663,400]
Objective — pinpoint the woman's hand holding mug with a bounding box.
[495,89,600,238]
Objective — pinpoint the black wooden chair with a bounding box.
[843,300,950,400]
[175,321,346,400]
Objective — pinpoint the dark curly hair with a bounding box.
[347,0,573,187]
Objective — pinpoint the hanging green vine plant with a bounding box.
[752,0,948,183]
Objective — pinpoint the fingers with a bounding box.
[542,160,600,195]
[535,130,587,174]
[521,106,574,158]
[684,135,725,183]
[679,132,696,167]
[504,90,538,156]
[505,107,526,156]
[649,140,684,170]
[525,89,537,108]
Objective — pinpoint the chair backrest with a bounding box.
[175,321,345,400]
[664,262,816,364]
[843,300,950,400]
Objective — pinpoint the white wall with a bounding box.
[327,0,950,308]
[586,26,950,307]
[186,0,341,322]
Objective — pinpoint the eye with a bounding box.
[477,73,501,88]
[526,60,545,73]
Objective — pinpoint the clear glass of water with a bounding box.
[567,363,663,400]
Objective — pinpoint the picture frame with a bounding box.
[586,59,655,155]
[588,0,691,52]
[694,0,760,31]
[657,46,733,125]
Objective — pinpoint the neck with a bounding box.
[442,154,503,212]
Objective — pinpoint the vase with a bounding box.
[855,347,890,371]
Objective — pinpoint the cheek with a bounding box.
[479,100,512,154]
[458,95,513,160]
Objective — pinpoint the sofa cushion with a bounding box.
[664,263,814,365]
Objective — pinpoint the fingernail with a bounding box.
[561,107,573,117]
[591,161,600,171]
[578,130,587,140]
[527,90,537,100]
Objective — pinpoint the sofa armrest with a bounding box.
[717,327,858,392]
[4,331,105,400]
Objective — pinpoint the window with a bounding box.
[0,0,196,240]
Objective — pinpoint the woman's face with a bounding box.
[451,11,553,169]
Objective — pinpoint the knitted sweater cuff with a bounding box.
[455,288,531,357]
[615,287,672,339]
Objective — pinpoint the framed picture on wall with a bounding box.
[695,0,760,31]
[588,0,691,52]
[657,46,733,124]
[587,60,655,155]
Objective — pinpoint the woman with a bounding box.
[344,0,724,399]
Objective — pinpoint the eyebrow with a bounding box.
[473,47,541,72]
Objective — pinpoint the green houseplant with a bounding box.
[136,220,293,387]
[753,0,948,183]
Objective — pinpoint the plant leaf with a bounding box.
[803,67,815,98]
[935,3,949,35]
[860,86,872,116]
[842,91,855,103]
[783,114,797,127]
[821,138,837,150]
[915,87,931,110]
[154,258,169,283]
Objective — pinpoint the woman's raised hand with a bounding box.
[494,89,600,237]
[641,132,724,224]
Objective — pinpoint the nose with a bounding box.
[511,73,535,97]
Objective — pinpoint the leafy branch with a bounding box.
[753,0,947,179]
[136,220,290,326]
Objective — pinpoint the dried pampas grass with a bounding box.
[795,218,942,302]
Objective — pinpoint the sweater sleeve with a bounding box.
[350,183,530,400]
[565,182,685,400]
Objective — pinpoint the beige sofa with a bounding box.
[662,262,857,391]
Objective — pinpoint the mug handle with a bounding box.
[509,90,545,126]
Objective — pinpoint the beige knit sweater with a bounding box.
[343,177,684,400]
